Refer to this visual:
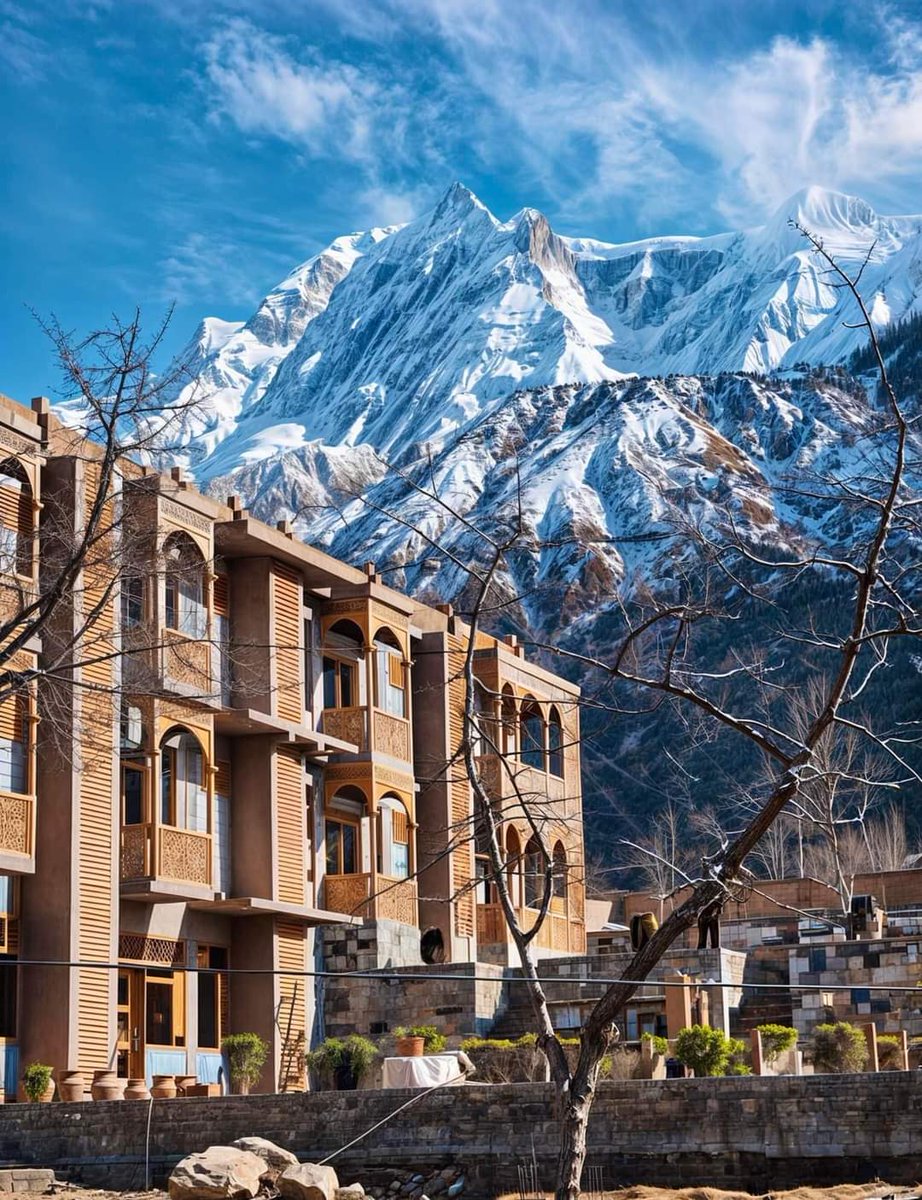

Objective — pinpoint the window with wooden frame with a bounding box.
[0,461,32,579]
[213,574,230,700]
[121,759,147,826]
[548,707,565,778]
[552,841,568,901]
[121,575,144,629]
[381,802,409,879]
[0,954,17,1038]
[163,534,207,638]
[145,967,185,1047]
[159,729,207,831]
[196,944,229,1050]
[322,656,356,708]
[374,636,406,718]
[0,693,28,795]
[325,816,359,875]
[520,700,545,771]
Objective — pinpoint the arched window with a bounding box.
[505,826,522,907]
[520,698,545,770]
[524,835,544,909]
[0,460,32,578]
[378,794,410,879]
[159,728,207,831]
[548,707,564,778]
[326,785,366,876]
[501,687,517,757]
[552,841,568,900]
[373,628,405,718]
[164,533,206,638]
[0,690,28,794]
[322,620,363,709]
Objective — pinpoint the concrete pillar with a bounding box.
[750,1028,765,1076]
[664,973,692,1036]
[863,1022,879,1072]
[899,1030,910,1071]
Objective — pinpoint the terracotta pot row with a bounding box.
[32,1070,203,1102]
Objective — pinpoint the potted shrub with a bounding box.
[394,1025,446,1056]
[756,1023,798,1068]
[811,1022,869,1074]
[674,1026,736,1077]
[307,1036,378,1090]
[22,1062,54,1103]
[221,1032,269,1095]
[877,1034,904,1071]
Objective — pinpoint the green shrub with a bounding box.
[756,1024,798,1064]
[811,1023,869,1074]
[22,1062,53,1102]
[641,1032,669,1057]
[876,1034,904,1071]
[307,1035,378,1086]
[674,1026,745,1076]
[221,1032,269,1091]
[394,1025,446,1054]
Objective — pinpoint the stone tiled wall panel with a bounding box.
[3,1075,922,1194]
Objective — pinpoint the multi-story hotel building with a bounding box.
[0,390,585,1099]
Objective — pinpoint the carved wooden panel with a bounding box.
[476,903,506,945]
[373,710,410,761]
[0,794,30,856]
[324,872,371,917]
[322,707,366,750]
[118,932,183,965]
[159,826,211,885]
[374,876,418,926]
[164,634,210,691]
[120,824,149,879]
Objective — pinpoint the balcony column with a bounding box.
[367,806,378,917]
[408,820,417,876]
[363,643,375,743]
[150,747,161,876]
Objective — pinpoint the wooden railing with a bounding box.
[325,871,372,917]
[476,902,577,952]
[321,707,367,750]
[375,875,418,925]
[120,822,212,887]
[372,710,411,761]
[0,792,32,859]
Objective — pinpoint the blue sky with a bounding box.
[3,0,922,402]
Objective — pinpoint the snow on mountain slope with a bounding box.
[174,183,921,486]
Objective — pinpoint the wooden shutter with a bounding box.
[0,694,24,743]
[392,809,408,845]
[213,574,230,618]
[214,760,231,798]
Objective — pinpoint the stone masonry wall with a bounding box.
[3,1074,922,1196]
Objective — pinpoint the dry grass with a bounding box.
[497,1184,918,1200]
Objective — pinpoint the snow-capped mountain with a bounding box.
[161,182,922,845]
[171,182,922,487]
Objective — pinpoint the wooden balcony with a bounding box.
[0,791,34,874]
[120,822,213,901]
[324,871,418,925]
[372,709,411,762]
[476,901,580,953]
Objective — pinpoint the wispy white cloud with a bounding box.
[202,20,380,162]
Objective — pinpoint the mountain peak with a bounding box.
[430,181,491,222]
[769,185,878,234]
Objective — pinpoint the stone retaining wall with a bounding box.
[1,1074,921,1196]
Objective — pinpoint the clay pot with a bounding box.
[395,1036,425,1058]
[57,1071,85,1102]
[231,1077,250,1096]
[91,1070,124,1101]
[124,1078,151,1101]
[175,1074,198,1096]
[151,1074,177,1099]
[24,1080,55,1102]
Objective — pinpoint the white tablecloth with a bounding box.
[381,1053,467,1089]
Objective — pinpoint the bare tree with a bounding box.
[309,227,920,1199]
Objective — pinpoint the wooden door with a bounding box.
[115,968,144,1078]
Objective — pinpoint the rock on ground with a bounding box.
[230,1139,298,1173]
[278,1164,340,1200]
[168,1148,266,1200]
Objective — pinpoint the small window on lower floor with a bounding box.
[145,968,185,1047]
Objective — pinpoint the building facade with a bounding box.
[0,391,586,1099]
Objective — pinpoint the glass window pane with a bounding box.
[322,659,336,708]
[325,820,340,875]
[161,752,173,824]
[198,972,218,1048]
[392,841,408,879]
[339,662,354,707]
[146,979,174,1045]
[123,765,144,825]
[342,823,357,874]
[0,956,17,1038]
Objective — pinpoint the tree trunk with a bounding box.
[554,1089,591,1200]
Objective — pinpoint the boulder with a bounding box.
[279,1163,340,1200]
[336,1187,365,1200]
[169,1148,265,1200]
[232,1138,299,1173]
